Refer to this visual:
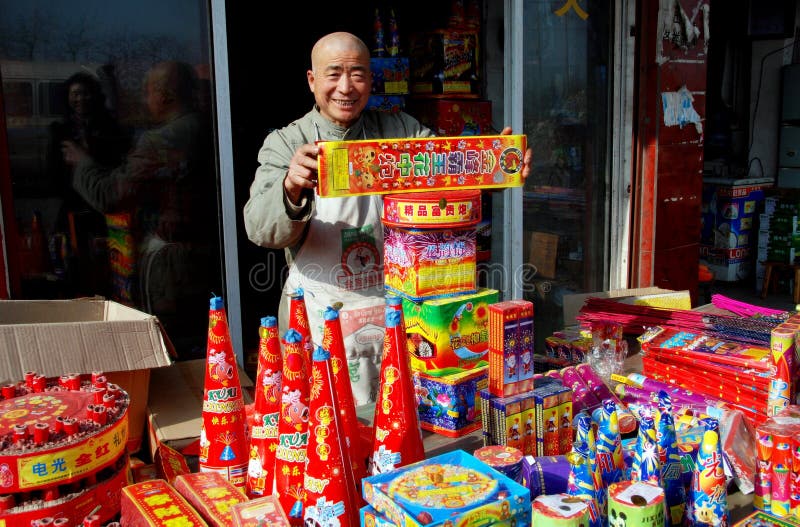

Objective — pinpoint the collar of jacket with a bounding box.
[310,105,366,141]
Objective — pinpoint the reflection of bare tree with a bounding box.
[61,16,92,61]
[0,8,55,59]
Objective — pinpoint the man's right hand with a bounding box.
[283,144,320,206]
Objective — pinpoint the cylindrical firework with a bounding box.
[303,347,360,527]
[754,423,774,511]
[770,326,795,417]
[771,430,794,517]
[560,367,602,417]
[532,494,590,526]
[275,329,310,524]
[288,288,313,357]
[595,399,625,487]
[246,316,283,498]
[474,445,524,482]
[607,480,666,527]
[387,9,400,56]
[372,7,386,57]
[656,391,687,526]
[369,304,424,475]
[576,363,636,434]
[691,417,728,527]
[632,408,661,485]
[792,438,800,517]
[199,296,249,489]
[566,441,603,527]
[322,306,367,485]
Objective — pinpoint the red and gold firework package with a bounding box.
[121,479,209,527]
[174,472,247,527]
[230,495,292,527]
[316,134,526,198]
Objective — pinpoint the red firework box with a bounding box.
[406,98,493,136]
[173,472,248,527]
[121,479,209,527]
[230,495,292,527]
[401,288,498,372]
[316,134,526,198]
[753,405,800,518]
[488,300,535,397]
[383,190,483,302]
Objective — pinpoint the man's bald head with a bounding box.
[310,32,370,73]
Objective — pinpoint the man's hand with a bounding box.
[61,140,89,166]
[284,144,320,206]
[500,126,533,182]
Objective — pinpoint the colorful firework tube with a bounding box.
[559,366,602,418]
[624,372,729,409]
[246,316,282,498]
[473,445,524,482]
[575,363,636,434]
[607,480,666,527]
[304,347,360,527]
[632,409,661,485]
[370,305,425,475]
[275,329,310,524]
[199,296,248,489]
[532,494,590,526]
[288,288,313,356]
[566,442,603,527]
[387,8,399,56]
[321,306,367,484]
[615,383,721,418]
[595,399,625,487]
[316,134,527,198]
[770,325,796,416]
[657,391,687,526]
[489,301,522,397]
[691,417,728,527]
[793,438,800,517]
[574,412,601,493]
[174,472,247,527]
[771,429,795,517]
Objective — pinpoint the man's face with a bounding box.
[307,43,371,128]
[68,83,92,117]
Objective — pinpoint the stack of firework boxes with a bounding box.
[757,192,800,291]
[480,300,573,457]
[382,190,495,438]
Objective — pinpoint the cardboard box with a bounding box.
[147,359,253,460]
[409,30,480,95]
[370,57,410,94]
[700,245,754,281]
[0,298,173,452]
[701,178,773,249]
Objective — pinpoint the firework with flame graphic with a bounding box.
[200,296,248,489]
[690,417,728,527]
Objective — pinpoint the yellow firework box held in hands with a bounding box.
[316,134,526,198]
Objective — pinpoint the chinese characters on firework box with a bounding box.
[488,299,535,397]
[173,472,247,527]
[316,134,526,198]
[121,479,210,527]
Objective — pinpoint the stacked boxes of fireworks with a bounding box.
[756,190,800,291]
[367,7,409,114]
[381,189,496,438]
[478,299,574,457]
[754,405,800,522]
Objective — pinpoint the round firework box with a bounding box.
[474,445,523,482]
[387,463,499,514]
[0,372,130,526]
[532,494,590,526]
[607,480,666,527]
[382,190,481,229]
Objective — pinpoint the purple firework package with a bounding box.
[519,455,571,499]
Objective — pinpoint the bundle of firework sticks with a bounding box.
[637,320,799,428]
[577,297,783,346]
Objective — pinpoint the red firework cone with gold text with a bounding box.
[304,346,360,527]
[246,316,282,498]
[289,288,313,355]
[275,328,309,525]
[369,303,425,475]
[322,306,368,483]
[199,296,248,488]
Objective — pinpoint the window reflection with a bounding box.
[0,1,221,360]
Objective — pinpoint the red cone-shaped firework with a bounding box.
[199,296,248,488]
[288,288,313,356]
[246,316,283,498]
[304,346,360,527]
[275,328,310,525]
[322,305,368,484]
[369,302,425,475]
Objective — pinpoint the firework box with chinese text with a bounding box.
[316,134,526,198]
[402,289,497,371]
[173,472,247,527]
[0,298,174,453]
[121,479,210,527]
[146,359,253,460]
[488,300,535,397]
[230,495,292,526]
[362,449,531,527]
[413,365,488,437]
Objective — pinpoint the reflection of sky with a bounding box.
[0,0,208,63]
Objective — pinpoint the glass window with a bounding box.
[521,1,612,347]
[0,0,222,360]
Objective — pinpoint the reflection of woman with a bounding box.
[46,71,130,294]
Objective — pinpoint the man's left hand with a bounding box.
[500,126,532,182]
